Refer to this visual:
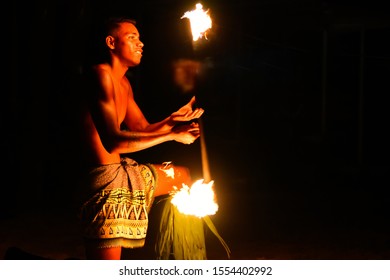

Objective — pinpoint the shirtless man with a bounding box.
[77,17,204,260]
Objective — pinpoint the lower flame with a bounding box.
[170,179,218,217]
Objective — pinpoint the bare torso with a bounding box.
[79,67,129,167]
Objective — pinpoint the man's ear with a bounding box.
[106,35,115,49]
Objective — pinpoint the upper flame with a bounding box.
[181,3,212,41]
[171,179,218,217]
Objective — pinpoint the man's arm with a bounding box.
[124,94,204,133]
[89,69,201,154]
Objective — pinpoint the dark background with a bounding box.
[3,0,390,259]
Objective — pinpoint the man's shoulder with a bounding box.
[86,64,113,82]
[93,63,111,73]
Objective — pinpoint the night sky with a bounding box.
[4,0,390,259]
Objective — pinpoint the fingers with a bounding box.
[171,108,204,122]
[189,96,196,105]
[188,127,200,133]
[174,122,200,133]
[171,106,203,117]
[185,108,203,119]
[180,124,200,132]
[173,122,201,144]
[193,108,204,118]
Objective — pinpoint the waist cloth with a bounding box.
[79,157,157,249]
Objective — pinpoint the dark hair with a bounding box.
[82,17,137,69]
[102,17,136,37]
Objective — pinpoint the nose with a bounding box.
[138,40,144,47]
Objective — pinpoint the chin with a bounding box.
[129,60,141,67]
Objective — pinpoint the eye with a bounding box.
[128,35,138,40]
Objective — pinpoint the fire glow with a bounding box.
[170,179,218,218]
[181,3,212,41]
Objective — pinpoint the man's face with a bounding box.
[113,22,144,66]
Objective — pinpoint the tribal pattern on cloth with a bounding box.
[80,157,157,248]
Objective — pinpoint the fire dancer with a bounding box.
[76,17,204,260]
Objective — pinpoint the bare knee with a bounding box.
[152,164,192,197]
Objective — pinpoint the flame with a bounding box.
[170,179,218,217]
[181,3,212,41]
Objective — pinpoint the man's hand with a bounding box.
[170,96,204,122]
[172,122,201,144]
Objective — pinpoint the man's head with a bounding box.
[103,17,144,67]
[84,17,143,68]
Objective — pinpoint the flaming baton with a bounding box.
[156,3,230,260]
[181,2,212,184]
[168,2,215,218]
[173,2,214,215]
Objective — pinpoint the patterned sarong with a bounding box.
[79,157,157,248]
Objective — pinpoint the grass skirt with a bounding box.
[155,196,230,260]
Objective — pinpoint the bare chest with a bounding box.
[113,81,128,123]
